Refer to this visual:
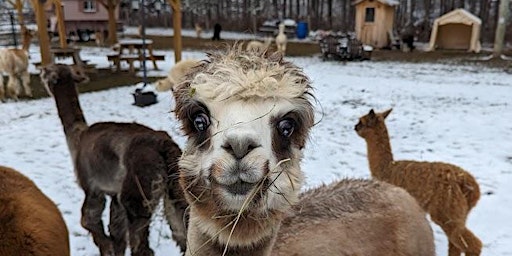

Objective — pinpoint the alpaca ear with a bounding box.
[268,51,283,62]
[368,109,376,117]
[381,108,393,119]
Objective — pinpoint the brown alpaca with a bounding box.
[172,47,434,256]
[355,108,482,256]
[39,64,188,256]
[0,165,70,256]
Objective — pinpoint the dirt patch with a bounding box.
[22,69,161,100]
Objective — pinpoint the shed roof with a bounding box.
[435,8,481,26]
[353,0,399,6]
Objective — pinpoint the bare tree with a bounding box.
[493,0,510,57]
[97,0,121,44]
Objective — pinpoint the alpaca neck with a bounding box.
[52,79,88,151]
[365,127,394,179]
[186,206,280,256]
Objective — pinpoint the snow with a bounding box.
[1,43,512,255]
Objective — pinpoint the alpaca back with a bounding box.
[386,160,480,212]
[155,59,200,92]
[0,166,70,256]
[273,179,435,256]
[0,49,28,74]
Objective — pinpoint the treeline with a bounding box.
[124,0,511,43]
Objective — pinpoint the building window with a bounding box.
[83,0,97,12]
[365,7,375,22]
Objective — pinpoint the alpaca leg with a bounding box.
[6,75,20,101]
[20,71,32,97]
[108,197,128,256]
[0,75,5,102]
[81,193,114,256]
[432,215,482,256]
[121,175,157,256]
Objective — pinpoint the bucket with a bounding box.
[296,22,308,39]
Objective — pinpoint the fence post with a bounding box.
[9,11,18,47]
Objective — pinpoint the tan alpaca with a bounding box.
[94,31,105,47]
[275,23,287,54]
[154,59,200,92]
[246,37,272,52]
[0,48,31,101]
[171,47,434,256]
[195,23,203,38]
[0,165,70,256]
[355,108,482,256]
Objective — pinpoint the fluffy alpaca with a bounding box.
[246,37,272,52]
[355,108,482,256]
[95,31,105,47]
[0,165,70,256]
[172,47,434,256]
[154,59,201,92]
[0,47,31,101]
[39,64,188,255]
[275,23,287,54]
[194,23,202,39]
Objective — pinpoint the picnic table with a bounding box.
[107,39,165,73]
[50,47,87,66]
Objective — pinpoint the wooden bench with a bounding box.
[107,53,165,73]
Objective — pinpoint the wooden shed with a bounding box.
[353,0,398,48]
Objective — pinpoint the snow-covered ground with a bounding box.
[1,45,511,255]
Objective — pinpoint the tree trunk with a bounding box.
[34,0,52,65]
[493,0,509,57]
[169,0,182,63]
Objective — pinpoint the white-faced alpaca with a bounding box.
[0,165,70,256]
[246,37,272,52]
[154,59,201,92]
[355,108,482,256]
[275,23,287,55]
[0,47,31,101]
[195,23,203,39]
[39,64,188,256]
[172,47,435,256]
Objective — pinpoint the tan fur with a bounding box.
[275,24,287,55]
[95,31,105,47]
[246,38,272,52]
[195,23,202,39]
[0,165,70,256]
[355,108,482,256]
[173,46,434,256]
[0,48,31,101]
[155,59,201,92]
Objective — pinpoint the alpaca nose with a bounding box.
[222,135,260,159]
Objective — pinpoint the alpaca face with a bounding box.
[39,64,90,96]
[355,108,392,138]
[174,48,314,216]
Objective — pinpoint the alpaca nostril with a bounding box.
[223,137,260,159]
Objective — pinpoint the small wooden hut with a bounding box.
[353,0,398,48]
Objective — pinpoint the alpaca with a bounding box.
[0,165,70,256]
[275,23,287,54]
[171,46,435,256]
[154,59,200,92]
[39,64,188,256]
[194,23,203,39]
[95,31,105,47]
[355,108,482,256]
[0,47,31,102]
[246,37,272,52]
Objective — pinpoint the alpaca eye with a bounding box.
[277,119,295,137]
[193,112,210,132]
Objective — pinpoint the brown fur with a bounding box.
[355,108,482,256]
[173,46,434,256]
[0,165,70,256]
[39,64,187,255]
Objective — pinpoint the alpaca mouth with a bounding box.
[223,180,256,195]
